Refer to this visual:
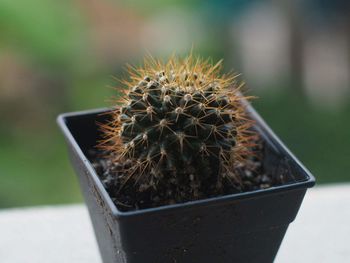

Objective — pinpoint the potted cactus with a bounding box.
[58,54,315,263]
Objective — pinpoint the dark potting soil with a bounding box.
[90,142,294,212]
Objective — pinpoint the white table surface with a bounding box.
[1,184,349,263]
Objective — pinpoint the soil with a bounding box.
[90,142,292,212]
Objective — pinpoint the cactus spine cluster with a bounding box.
[100,54,255,193]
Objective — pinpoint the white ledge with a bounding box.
[0,184,349,263]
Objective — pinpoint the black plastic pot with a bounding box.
[57,105,315,263]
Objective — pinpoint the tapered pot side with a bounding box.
[57,105,315,263]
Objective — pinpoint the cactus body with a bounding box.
[100,55,255,193]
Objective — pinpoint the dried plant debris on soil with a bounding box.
[90,142,293,212]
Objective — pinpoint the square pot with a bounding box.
[57,105,315,263]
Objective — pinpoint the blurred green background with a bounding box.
[0,0,349,208]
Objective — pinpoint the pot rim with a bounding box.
[57,105,315,218]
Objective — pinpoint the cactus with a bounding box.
[100,54,256,198]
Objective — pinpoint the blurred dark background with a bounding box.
[1,0,349,208]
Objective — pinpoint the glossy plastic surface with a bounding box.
[58,106,315,263]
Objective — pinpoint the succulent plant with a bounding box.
[100,54,256,196]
